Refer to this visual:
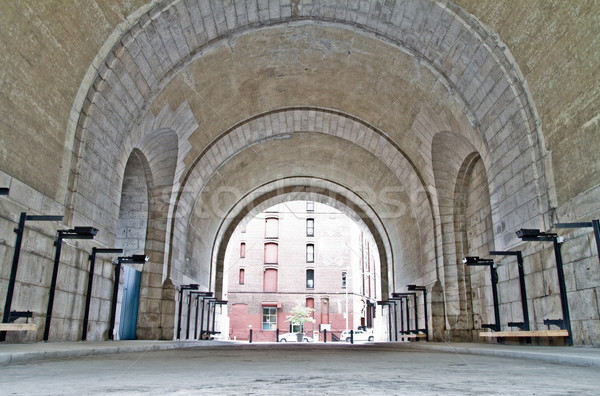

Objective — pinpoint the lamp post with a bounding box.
[392,292,418,334]
[190,291,213,339]
[407,285,428,339]
[108,254,148,340]
[1,212,63,342]
[177,284,199,340]
[210,300,228,337]
[489,251,529,331]
[516,228,572,345]
[554,220,600,265]
[81,248,123,341]
[387,297,405,336]
[200,297,216,339]
[463,256,500,332]
[44,226,98,341]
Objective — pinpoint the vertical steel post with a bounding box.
[108,262,121,340]
[211,301,217,334]
[392,301,398,341]
[176,288,183,340]
[177,287,183,340]
[405,296,411,335]
[249,328,252,343]
[0,213,26,342]
[323,329,326,343]
[490,265,500,332]
[82,249,97,341]
[412,294,418,334]
[423,289,429,338]
[593,220,600,265]
[207,301,213,336]
[185,292,192,339]
[387,305,392,341]
[553,238,573,346]
[276,328,279,342]
[199,298,206,339]
[194,294,200,340]
[43,233,64,341]
[515,252,530,331]
[398,298,404,335]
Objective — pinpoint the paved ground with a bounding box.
[1,342,599,395]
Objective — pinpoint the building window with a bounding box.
[306,269,314,289]
[264,268,278,292]
[265,217,278,239]
[342,272,347,288]
[321,298,329,325]
[306,201,314,212]
[239,268,245,285]
[306,218,314,237]
[240,242,246,258]
[262,307,277,330]
[306,298,315,319]
[264,243,278,264]
[306,244,314,263]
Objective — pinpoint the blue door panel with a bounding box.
[119,266,141,340]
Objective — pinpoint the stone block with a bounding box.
[568,289,599,321]
[573,257,600,290]
[525,271,544,299]
[578,319,600,346]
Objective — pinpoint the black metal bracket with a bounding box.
[544,319,565,330]
[482,323,500,331]
[507,321,526,330]
[8,310,32,323]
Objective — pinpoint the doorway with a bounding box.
[119,265,142,340]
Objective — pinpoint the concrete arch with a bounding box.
[171,109,429,292]
[60,0,554,341]
[67,0,549,257]
[209,177,396,299]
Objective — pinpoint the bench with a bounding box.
[0,311,36,332]
[0,323,37,331]
[479,329,569,338]
[400,333,427,340]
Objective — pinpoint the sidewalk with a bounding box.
[0,339,230,366]
[1,339,599,367]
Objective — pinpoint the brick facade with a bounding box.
[224,201,381,341]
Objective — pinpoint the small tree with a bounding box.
[286,305,315,333]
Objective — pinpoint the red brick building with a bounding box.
[223,201,383,342]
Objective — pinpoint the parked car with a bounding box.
[341,329,374,342]
[278,332,313,342]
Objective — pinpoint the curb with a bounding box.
[0,341,225,366]
[404,343,600,368]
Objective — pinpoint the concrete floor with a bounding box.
[1,343,599,395]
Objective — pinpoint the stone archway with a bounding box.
[63,1,552,341]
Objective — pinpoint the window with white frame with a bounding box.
[262,307,277,330]
[265,217,278,239]
[264,243,278,264]
[306,269,314,289]
[306,244,314,263]
[306,218,314,237]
